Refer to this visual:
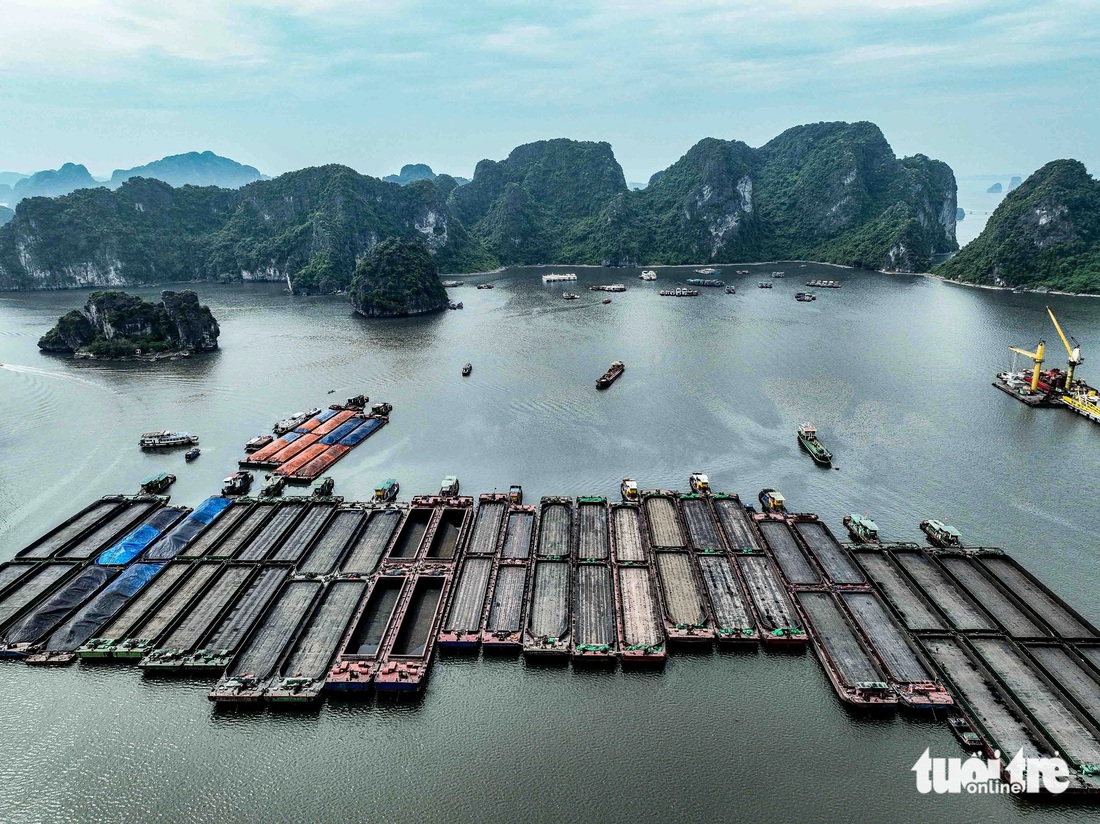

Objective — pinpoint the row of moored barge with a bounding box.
[4,485,1100,791]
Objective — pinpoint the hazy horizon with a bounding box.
[2,1,1097,185]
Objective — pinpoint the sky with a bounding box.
[1,0,1097,184]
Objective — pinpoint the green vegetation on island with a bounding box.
[38,289,220,358]
[348,239,449,317]
[935,160,1100,293]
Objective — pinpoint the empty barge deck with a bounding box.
[537,499,572,559]
[757,519,821,586]
[712,495,760,553]
[327,575,407,690]
[525,560,570,656]
[644,494,686,549]
[792,519,864,585]
[610,505,647,564]
[696,555,756,643]
[577,499,609,561]
[376,575,449,692]
[680,496,722,554]
[572,563,616,661]
[654,552,711,643]
[616,566,665,664]
[735,555,805,644]
[440,557,493,647]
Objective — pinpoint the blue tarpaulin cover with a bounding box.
[139,498,230,561]
[295,408,338,432]
[339,417,384,446]
[191,496,232,525]
[43,563,164,652]
[96,507,186,566]
[319,419,363,445]
[280,431,302,444]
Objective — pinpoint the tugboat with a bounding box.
[620,478,639,501]
[758,488,787,513]
[601,298,612,305]
[260,475,286,497]
[462,363,472,376]
[374,478,400,502]
[139,431,199,449]
[343,395,369,410]
[140,473,176,494]
[843,513,880,544]
[273,409,321,435]
[758,282,773,289]
[439,475,460,497]
[371,401,393,416]
[797,424,833,466]
[596,360,625,390]
[725,286,736,294]
[313,477,335,497]
[477,283,495,290]
[921,519,963,548]
[563,293,579,300]
[688,472,710,494]
[245,434,274,453]
[508,484,524,504]
[794,292,816,302]
[184,448,201,462]
[222,471,254,496]
[948,716,983,751]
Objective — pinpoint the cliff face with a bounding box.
[38,289,219,357]
[935,160,1100,292]
[348,239,448,317]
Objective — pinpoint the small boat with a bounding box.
[343,395,369,409]
[736,270,749,275]
[313,477,335,497]
[694,267,719,275]
[542,273,578,283]
[795,292,816,302]
[758,488,786,513]
[374,478,400,502]
[797,423,833,466]
[563,293,579,300]
[725,286,736,294]
[590,284,626,292]
[245,435,274,453]
[439,475,460,497]
[448,301,464,310]
[659,288,699,297]
[602,298,612,304]
[273,408,321,435]
[620,478,639,501]
[441,280,464,287]
[771,271,785,278]
[843,513,880,544]
[371,401,393,416]
[462,363,472,376]
[476,283,494,290]
[222,471,254,496]
[948,716,983,751]
[260,475,286,497]
[921,519,962,548]
[140,473,176,494]
[596,360,625,390]
[758,282,773,289]
[508,484,524,504]
[184,448,201,463]
[639,270,657,281]
[686,278,725,288]
[688,472,710,494]
[139,431,199,449]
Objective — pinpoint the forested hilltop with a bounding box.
[935,160,1100,293]
[0,122,958,293]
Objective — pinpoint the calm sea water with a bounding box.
[1,263,1098,823]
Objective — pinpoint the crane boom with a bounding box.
[1047,306,1082,387]
[1008,340,1045,392]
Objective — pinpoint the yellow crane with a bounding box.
[1047,305,1083,389]
[1009,339,1045,392]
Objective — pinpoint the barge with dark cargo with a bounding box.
[481,504,535,651]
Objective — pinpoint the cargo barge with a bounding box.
[536,497,572,559]
[679,495,723,554]
[297,507,366,576]
[269,502,337,564]
[711,494,761,553]
[795,591,897,709]
[481,505,535,650]
[849,546,945,631]
[266,579,367,703]
[439,557,494,648]
[696,555,757,644]
[1,565,122,656]
[609,503,646,565]
[27,563,166,664]
[341,507,403,576]
[0,564,86,636]
[572,561,617,663]
[13,497,135,560]
[595,361,625,390]
[56,498,165,561]
[654,552,712,643]
[734,555,806,645]
[232,501,308,562]
[838,590,952,710]
[790,517,865,586]
[110,562,223,660]
[465,497,508,557]
[888,546,994,632]
[576,497,609,561]
[755,517,821,587]
[139,497,233,562]
[375,573,451,692]
[643,492,687,549]
[615,565,665,665]
[139,565,260,671]
[210,580,323,703]
[934,552,1048,638]
[326,575,408,691]
[524,560,571,657]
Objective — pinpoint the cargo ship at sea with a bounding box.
[797,424,832,466]
[686,278,725,288]
[542,273,577,283]
[596,361,625,390]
